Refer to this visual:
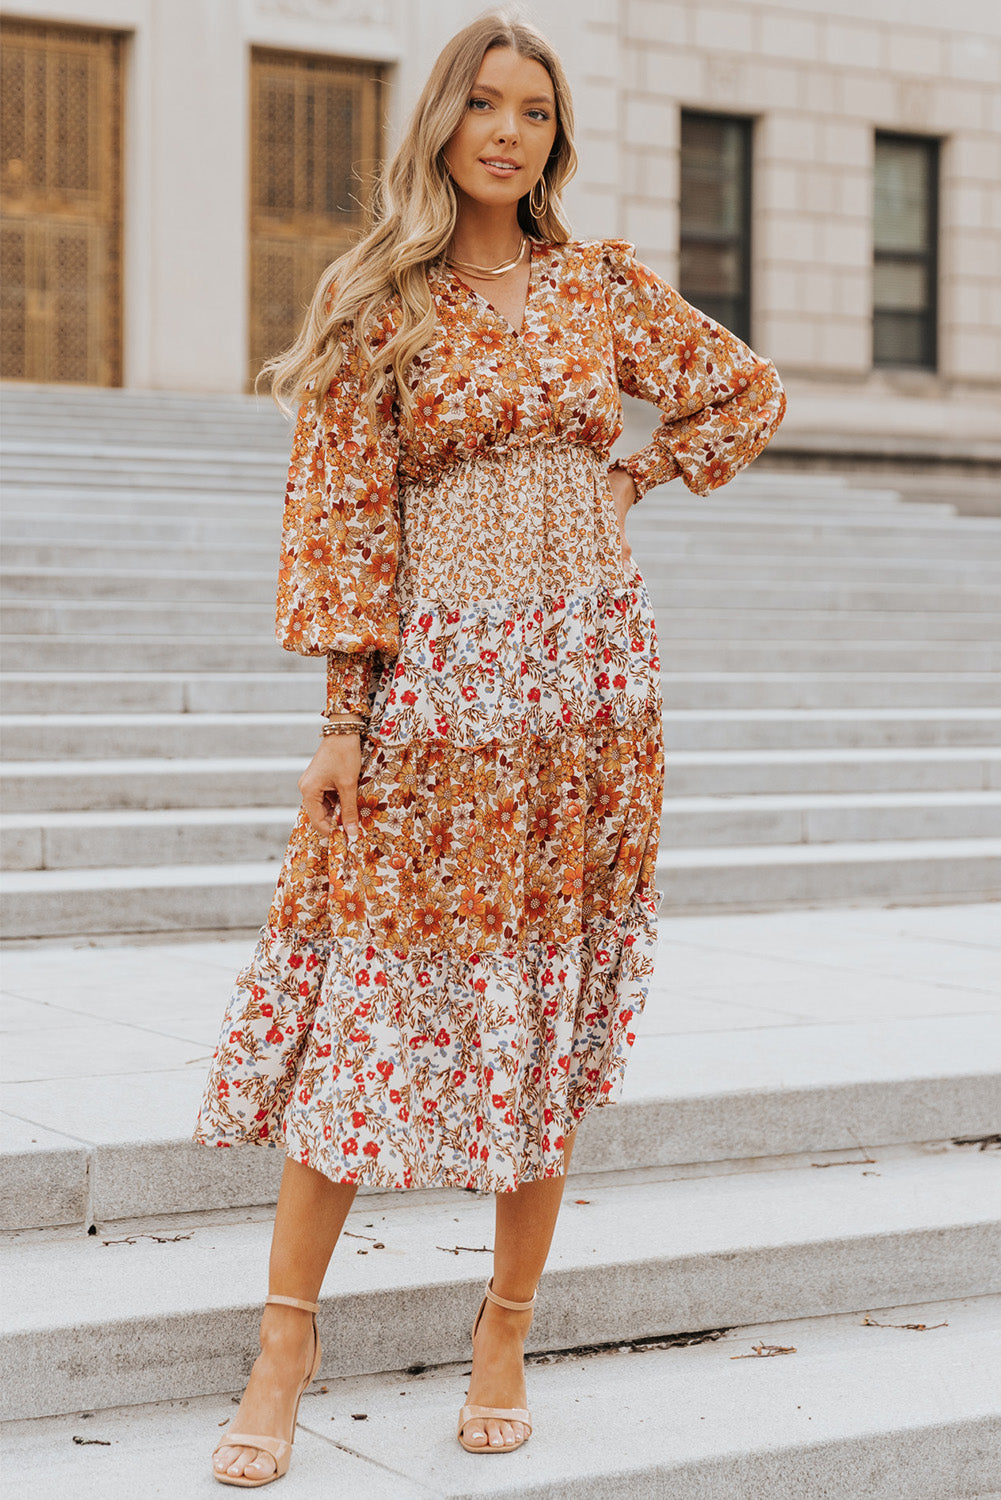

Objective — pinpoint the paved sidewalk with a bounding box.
[2,903,999,1159]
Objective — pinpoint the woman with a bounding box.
[195,10,785,1486]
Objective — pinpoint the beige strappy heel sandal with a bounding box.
[457,1276,536,1454]
[212,1293,322,1487]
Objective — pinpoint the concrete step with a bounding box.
[4,709,1001,763]
[7,537,1001,584]
[659,790,1001,846]
[7,792,1001,871]
[7,565,1001,615]
[0,805,297,870]
[3,993,997,1225]
[6,634,1000,673]
[4,669,999,715]
[8,596,1001,643]
[2,1293,998,1498]
[1,478,921,518]
[4,748,998,814]
[655,836,1001,914]
[5,509,1000,558]
[1,1146,997,1420]
[3,838,999,936]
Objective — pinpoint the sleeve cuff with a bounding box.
[325,650,376,716]
[611,448,679,503]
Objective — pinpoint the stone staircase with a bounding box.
[1,904,1000,1495]
[2,387,1000,1493]
[2,384,1000,941]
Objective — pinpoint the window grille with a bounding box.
[679,111,752,344]
[0,18,123,386]
[873,132,939,369]
[249,47,386,390]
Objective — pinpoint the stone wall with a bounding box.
[5,0,999,405]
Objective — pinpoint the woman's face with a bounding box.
[442,46,558,212]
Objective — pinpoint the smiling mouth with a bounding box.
[480,159,521,173]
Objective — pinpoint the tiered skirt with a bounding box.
[192,442,665,1192]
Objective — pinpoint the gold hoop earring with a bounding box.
[530,174,549,220]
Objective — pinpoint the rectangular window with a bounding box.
[679,111,752,344]
[873,133,938,369]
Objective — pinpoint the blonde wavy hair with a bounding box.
[256,8,577,422]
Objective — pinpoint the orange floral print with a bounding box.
[192,238,784,1193]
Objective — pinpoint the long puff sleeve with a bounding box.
[275,323,401,716]
[601,239,786,499]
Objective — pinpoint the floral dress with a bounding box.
[191,237,785,1193]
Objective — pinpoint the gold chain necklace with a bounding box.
[446,235,528,279]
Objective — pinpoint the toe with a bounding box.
[246,1450,277,1479]
[229,1445,273,1478]
[465,1422,488,1445]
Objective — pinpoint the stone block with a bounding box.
[887,30,944,78]
[842,70,898,124]
[824,20,881,71]
[949,133,1001,185]
[580,24,619,81]
[691,4,753,55]
[756,162,799,214]
[573,77,617,129]
[759,12,820,62]
[758,113,820,165]
[800,268,841,318]
[1,823,43,871]
[949,230,1001,281]
[765,314,820,366]
[834,268,872,321]
[820,120,872,170]
[624,95,679,151]
[743,58,801,111]
[944,183,990,233]
[751,265,789,315]
[815,218,872,271]
[624,202,675,254]
[945,280,987,329]
[838,168,873,220]
[758,213,817,266]
[815,318,871,374]
[924,80,990,134]
[645,44,705,97]
[0,1114,88,1231]
[625,0,689,46]
[795,64,842,117]
[802,165,844,217]
[580,131,620,185]
[947,330,1001,382]
[947,33,1001,84]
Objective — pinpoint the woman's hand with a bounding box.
[298,731,363,840]
[607,464,637,568]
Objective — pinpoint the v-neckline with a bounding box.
[446,237,539,340]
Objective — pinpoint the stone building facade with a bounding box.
[2,0,999,427]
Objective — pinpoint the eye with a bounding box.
[528,109,551,122]
[468,96,491,111]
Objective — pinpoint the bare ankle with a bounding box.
[259,1303,315,1349]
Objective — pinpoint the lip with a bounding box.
[479,157,521,176]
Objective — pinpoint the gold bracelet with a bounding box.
[321,720,367,736]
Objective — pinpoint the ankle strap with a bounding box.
[484,1276,537,1312]
[265,1293,320,1313]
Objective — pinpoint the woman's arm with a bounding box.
[599,238,786,502]
[275,324,400,837]
[276,329,401,719]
